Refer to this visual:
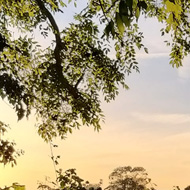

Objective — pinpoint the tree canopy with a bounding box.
[105,166,155,190]
[37,168,102,190]
[0,0,189,146]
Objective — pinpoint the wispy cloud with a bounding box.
[131,112,190,125]
[136,52,169,60]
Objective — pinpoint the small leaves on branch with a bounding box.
[0,121,24,166]
[0,0,189,145]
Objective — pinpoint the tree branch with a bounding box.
[105,0,120,14]
[35,0,79,99]
[35,0,62,47]
[98,0,110,23]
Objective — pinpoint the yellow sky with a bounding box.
[0,54,190,189]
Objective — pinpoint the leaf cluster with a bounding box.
[0,121,23,166]
[89,0,190,67]
[38,168,102,190]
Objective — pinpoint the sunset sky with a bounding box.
[0,1,190,190]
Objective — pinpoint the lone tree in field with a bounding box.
[105,166,156,190]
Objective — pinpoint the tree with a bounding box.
[185,186,190,190]
[173,185,190,190]
[89,0,190,67]
[105,166,156,190]
[37,168,102,190]
[0,0,189,153]
[0,183,25,190]
[36,143,102,190]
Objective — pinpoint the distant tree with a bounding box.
[173,185,190,190]
[185,186,190,190]
[105,166,156,190]
[37,168,102,190]
[0,183,25,190]
[85,179,103,190]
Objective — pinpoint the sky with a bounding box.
[0,1,190,190]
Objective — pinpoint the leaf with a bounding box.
[165,0,176,12]
[116,12,125,35]
[109,20,115,37]
[138,1,147,10]
[125,0,133,15]
[121,15,131,27]
[104,20,115,38]
[135,7,140,20]
[119,0,128,15]
[74,1,77,7]
[144,47,148,54]
[59,0,66,7]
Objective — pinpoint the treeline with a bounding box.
[1,166,189,190]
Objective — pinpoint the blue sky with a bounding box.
[0,1,190,190]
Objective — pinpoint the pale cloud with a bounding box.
[108,51,169,61]
[163,131,190,142]
[131,112,190,125]
[136,52,169,60]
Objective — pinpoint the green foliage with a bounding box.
[12,183,25,190]
[0,121,23,166]
[105,166,156,190]
[38,168,102,190]
[0,0,130,143]
[89,0,190,67]
[0,183,25,190]
[56,169,87,190]
[0,0,189,145]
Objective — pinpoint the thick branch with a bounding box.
[35,0,62,46]
[35,0,79,99]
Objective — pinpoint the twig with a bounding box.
[49,142,58,182]
[98,0,110,23]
